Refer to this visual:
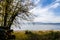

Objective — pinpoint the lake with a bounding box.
[11,23,60,31]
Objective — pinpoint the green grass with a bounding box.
[14,30,60,40]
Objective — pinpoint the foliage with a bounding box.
[0,0,34,28]
[14,31,60,40]
[0,0,34,40]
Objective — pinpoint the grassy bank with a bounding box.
[14,30,60,40]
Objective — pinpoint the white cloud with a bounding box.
[11,0,60,30]
[30,0,60,23]
[42,0,60,9]
[50,3,60,8]
[56,0,60,2]
[33,0,40,5]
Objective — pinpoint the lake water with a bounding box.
[12,24,60,31]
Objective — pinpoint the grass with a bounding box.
[14,31,28,40]
[13,30,60,40]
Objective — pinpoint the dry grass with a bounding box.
[13,30,60,40]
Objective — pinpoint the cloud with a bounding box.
[33,0,40,5]
[50,3,60,8]
[41,0,60,9]
[30,0,60,23]
[56,0,60,2]
[11,0,60,30]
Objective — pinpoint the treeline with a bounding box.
[15,30,60,40]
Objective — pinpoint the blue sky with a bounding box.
[11,0,60,30]
[30,0,60,23]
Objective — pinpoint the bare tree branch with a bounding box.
[0,0,34,29]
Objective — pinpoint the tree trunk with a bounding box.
[0,26,15,40]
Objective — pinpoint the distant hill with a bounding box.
[30,22,60,25]
[21,22,60,25]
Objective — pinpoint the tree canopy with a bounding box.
[0,0,34,28]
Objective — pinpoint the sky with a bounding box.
[11,0,60,30]
[30,0,60,23]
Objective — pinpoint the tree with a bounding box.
[0,0,34,40]
[0,0,33,28]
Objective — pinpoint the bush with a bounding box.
[14,31,60,40]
